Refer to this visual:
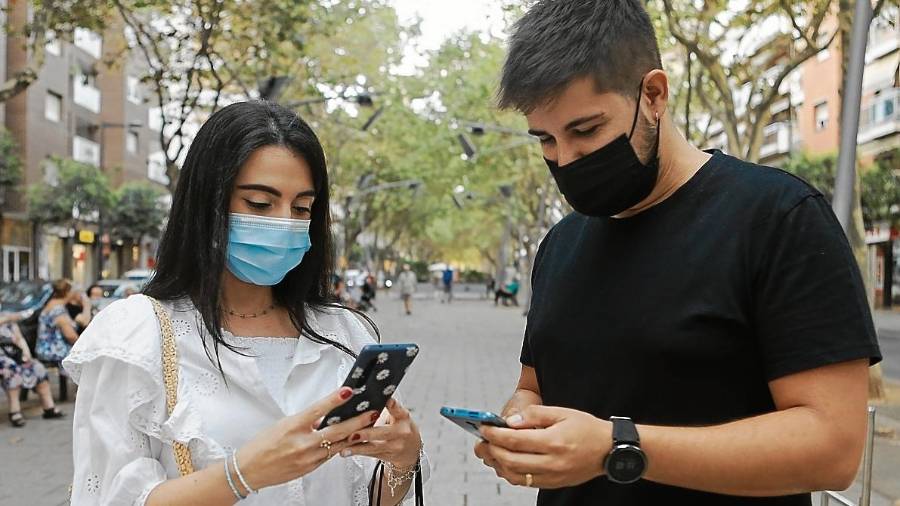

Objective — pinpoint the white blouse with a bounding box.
[63,294,428,505]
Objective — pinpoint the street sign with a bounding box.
[78,230,95,244]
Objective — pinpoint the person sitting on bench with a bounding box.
[495,279,520,306]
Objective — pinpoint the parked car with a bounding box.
[123,269,155,283]
[92,279,136,311]
[0,280,52,352]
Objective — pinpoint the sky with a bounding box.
[389,0,509,72]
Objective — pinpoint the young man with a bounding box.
[473,1,883,505]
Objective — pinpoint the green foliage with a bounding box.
[0,128,22,190]
[781,152,900,225]
[781,153,837,200]
[26,158,113,225]
[108,182,168,241]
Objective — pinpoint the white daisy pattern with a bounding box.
[406,346,418,357]
[382,385,396,396]
[376,369,390,381]
[353,385,366,395]
[351,367,364,379]
[377,352,389,364]
[356,400,370,412]
[326,416,342,426]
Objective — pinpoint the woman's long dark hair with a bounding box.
[144,101,378,374]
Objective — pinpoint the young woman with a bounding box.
[64,101,427,505]
[36,279,81,363]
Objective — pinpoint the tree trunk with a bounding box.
[838,0,886,400]
[166,160,180,194]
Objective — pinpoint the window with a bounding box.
[45,92,62,122]
[814,101,829,131]
[126,130,139,154]
[73,28,102,59]
[148,151,169,185]
[2,247,32,283]
[817,32,831,61]
[127,76,142,104]
[45,31,61,56]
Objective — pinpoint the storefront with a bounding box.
[866,222,898,308]
[1,216,35,283]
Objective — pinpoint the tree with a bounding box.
[27,158,113,225]
[661,0,835,162]
[27,158,113,277]
[111,0,386,193]
[781,152,900,226]
[0,128,22,245]
[0,0,111,102]
[108,181,167,243]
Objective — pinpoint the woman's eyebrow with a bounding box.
[236,184,316,199]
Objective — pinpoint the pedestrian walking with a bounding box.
[63,101,427,505]
[398,264,418,315]
[474,2,882,505]
[441,265,454,304]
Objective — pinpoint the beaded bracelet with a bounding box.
[224,454,246,500]
[384,445,426,497]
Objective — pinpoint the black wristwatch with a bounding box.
[603,416,647,484]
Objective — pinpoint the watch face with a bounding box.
[606,445,646,484]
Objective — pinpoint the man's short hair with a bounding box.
[498,0,663,113]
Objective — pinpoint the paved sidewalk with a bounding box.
[2,295,898,505]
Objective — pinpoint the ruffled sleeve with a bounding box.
[63,295,168,505]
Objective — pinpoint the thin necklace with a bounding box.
[225,303,276,319]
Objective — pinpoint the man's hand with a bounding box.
[474,405,612,489]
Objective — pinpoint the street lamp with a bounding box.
[454,121,536,161]
[283,91,384,132]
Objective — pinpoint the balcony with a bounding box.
[72,136,100,166]
[73,75,101,114]
[859,88,900,145]
[759,121,793,159]
[73,28,102,59]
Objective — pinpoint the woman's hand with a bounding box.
[340,398,422,468]
[235,387,381,491]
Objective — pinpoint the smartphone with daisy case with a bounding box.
[317,343,420,430]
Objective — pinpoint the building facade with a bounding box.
[2,2,167,288]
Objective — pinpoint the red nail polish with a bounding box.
[371,412,380,422]
[351,434,361,441]
[340,388,352,400]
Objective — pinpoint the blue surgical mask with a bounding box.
[226,213,312,286]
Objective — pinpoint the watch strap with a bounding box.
[610,416,640,446]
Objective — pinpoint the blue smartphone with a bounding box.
[317,343,419,430]
[440,406,509,440]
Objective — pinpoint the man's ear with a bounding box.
[643,69,669,121]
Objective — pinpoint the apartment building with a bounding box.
[2,2,168,288]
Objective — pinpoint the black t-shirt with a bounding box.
[522,151,882,506]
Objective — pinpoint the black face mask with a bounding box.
[545,81,660,217]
